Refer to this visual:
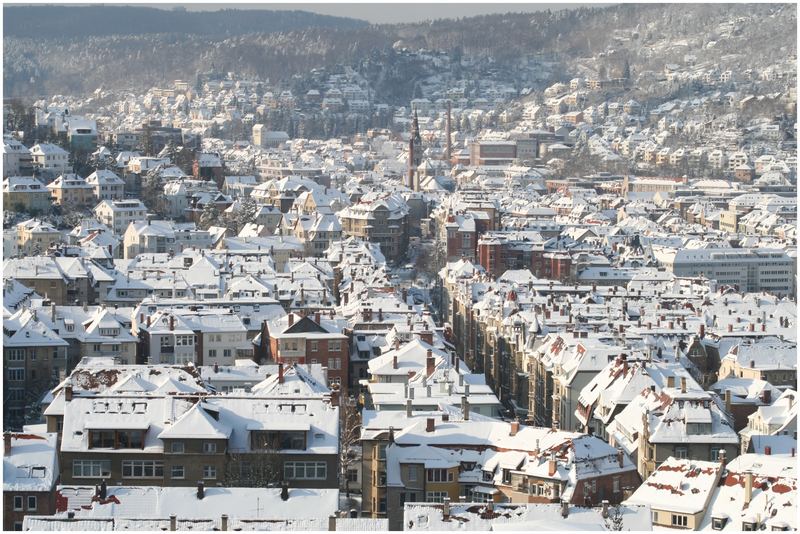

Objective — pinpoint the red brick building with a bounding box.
[266,313,350,396]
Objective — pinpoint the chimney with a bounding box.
[288,314,294,327]
[197,481,205,500]
[561,501,569,518]
[510,421,520,436]
[464,384,470,396]
[719,449,727,469]
[725,389,732,412]
[278,362,284,384]
[616,448,624,468]
[426,385,432,397]
[281,481,289,501]
[64,383,73,402]
[765,446,772,456]
[443,497,451,521]
[378,308,383,322]
[419,331,433,345]
[388,426,395,444]
[3,433,11,456]
[749,323,754,332]
[214,363,219,374]
[221,514,229,531]
[406,398,413,418]
[761,389,772,404]
[461,395,469,421]
[100,479,107,499]
[393,355,398,370]
[548,452,557,476]
[315,312,321,324]
[744,471,753,505]
[699,323,705,338]
[169,315,175,331]
[328,515,337,532]
[680,377,687,393]
[442,412,449,422]
[728,324,733,333]
[169,515,177,531]
[667,376,675,389]
[426,350,434,377]
[601,500,609,519]
[426,417,435,432]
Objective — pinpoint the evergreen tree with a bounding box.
[199,202,220,230]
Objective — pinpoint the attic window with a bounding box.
[712,517,727,530]
[31,467,46,478]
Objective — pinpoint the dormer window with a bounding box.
[712,517,728,530]
[742,521,759,531]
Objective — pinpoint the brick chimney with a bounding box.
[680,376,687,393]
[288,314,294,327]
[4,433,11,456]
[509,421,520,436]
[617,448,624,468]
[406,398,412,418]
[378,308,383,322]
[426,417,435,432]
[761,389,772,404]
[426,350,434,377]
[64,382,73,402]
[315,312,320,324]
[699,323,705,338]
[461,396,469,421]
[419,331,433,345]
[197,481,205,500]
[725,389,732,413]
[392,355,398,370]
[548,452,557,476]
[278,363,284,384]
[169,315,175,331]
[765,446,772,456]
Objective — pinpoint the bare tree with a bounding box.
[339,397,361,497]
[604,504,625,531]
[225,449,284,487]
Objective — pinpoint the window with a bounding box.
[7,368,24,382]
[426,469,453,482]
[122,460,164,478]
[329,358,341,370]
[675,446,689,459]
[347,468,358,483]
[223,349,232,358]
[117,430,144,449]
[208,349,217,358]
[203,465,217,479]
[408,466,417,482]
[425,491,449,503]
[171,442,185,453]
[310,341,319,352]
[8,349,24,361]
[613,476,620,493]
[742,521,758,531]
[171,465,185,479]
[73,460,111,478]
[712,517,727,530]
[283,461,327,480]
[671,514,688,527]
[329,341,342,352]
[13,496,23,511]
[27,496,37,511]
[90,430,115,449]
[710,448,722,461]
[203,442,217,454]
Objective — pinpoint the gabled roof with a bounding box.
[157,402,232,440]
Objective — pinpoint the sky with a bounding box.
[133,2,600,24]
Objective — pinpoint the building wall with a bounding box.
[3,491,56,531]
